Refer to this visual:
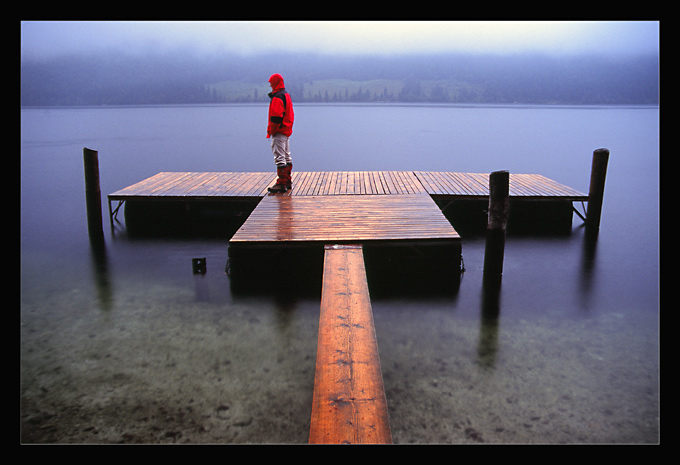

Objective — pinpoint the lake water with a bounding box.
[20,103,659,444]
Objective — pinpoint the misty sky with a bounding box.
[21,20,659,60]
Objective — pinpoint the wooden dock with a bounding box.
[108,170,587,239]
[107,169,588,443]
[108,170,587,201]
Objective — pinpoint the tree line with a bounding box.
[20,51,659,106]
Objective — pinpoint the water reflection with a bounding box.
[193,273,210,302]
[578,228,600,312]
[89,241,113,311]
[478,273,502,370]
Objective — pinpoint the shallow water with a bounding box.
[20,104,659,443]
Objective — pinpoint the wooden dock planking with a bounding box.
[414,171,588,199]
[108,170,587,237]
[309,244,391,444]
[229,194,461,245]
[279,170,427,196]
[109,170,587,240]
[512,174,585,198]
[110,170,587,201]
[109,172,276,200]
[216,172,274,197]
[109,172,187,197]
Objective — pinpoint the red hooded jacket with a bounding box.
[267,73,294,138]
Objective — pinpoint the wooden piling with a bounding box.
[586,148,610,231]
[83,148,104,243]
[483,170,509,276]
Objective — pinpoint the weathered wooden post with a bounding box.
[585,148,610,232]
[83,147,104,243]
[483,170,509,276]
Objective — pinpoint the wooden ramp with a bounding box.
[309,245,391,444]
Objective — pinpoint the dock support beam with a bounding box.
[483,170,509,276]
[309,244,392,444]
[586,148,610,232]
[83,147,104,244]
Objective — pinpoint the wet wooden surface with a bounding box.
[228,194,461,245]
[109,172,276,199]
[414,171,587,199]
[109,171,588,200]
[309,245,391,444]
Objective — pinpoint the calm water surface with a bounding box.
[20,104,659,443]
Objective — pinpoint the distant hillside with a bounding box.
[20,51,659,106]
[204,78,486,104]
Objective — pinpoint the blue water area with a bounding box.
[20,104,658,443]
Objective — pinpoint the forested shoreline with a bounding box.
[20,51,659,106]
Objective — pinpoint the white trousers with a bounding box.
[270,133,292,167]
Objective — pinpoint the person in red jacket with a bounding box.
[266,73,294,193]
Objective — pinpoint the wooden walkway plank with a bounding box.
[467,172,493,195]
[445,172,481,196]
[298,171,313,196]
[160,172,205,196]
[138,172,193,196]
[228,172,272,197]
[509,174,584,198]
[107,172,170,197]
[219,172,250,197]
[179,172,220,196]
[137,172,192,196]
[309,244,391,444]
[416,170,452,195]
[212,172,243,196]
[526,174,585,198]
[385,171,405,194]
[437,171,461,195]
[379,171,397,194]
[324,171,337,196]
[440,172,481,196]
[510,174,545,197]
[375,171,390,195]
[201,172,233,197]
[348,172,357,195]
[240,172,272,197]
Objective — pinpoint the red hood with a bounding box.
[268,73,285,92]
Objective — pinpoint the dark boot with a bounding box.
[268,165,288,193]
[284,163,293,190]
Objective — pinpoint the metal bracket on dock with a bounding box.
[572,201,587,223]
[108,198,125,230]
